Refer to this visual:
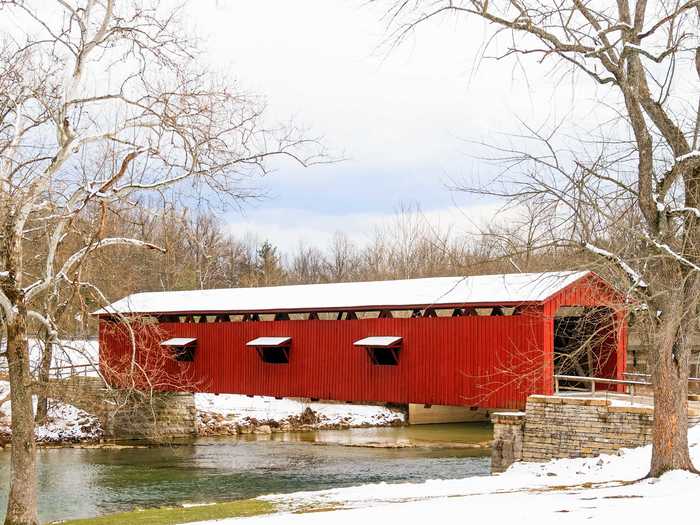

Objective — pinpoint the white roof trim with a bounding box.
[160,337,197,347]
[95,271,591,315]
[246,336,291,347]
[354,336,402,347]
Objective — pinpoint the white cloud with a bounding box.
[225,201,516,252]
[185,1,608,250]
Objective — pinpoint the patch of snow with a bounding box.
[96,271,591,315]
[0,380,102,443]
[195,394,404,428]
[33,403,102,443]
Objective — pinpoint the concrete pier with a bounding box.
[408,404,490,424]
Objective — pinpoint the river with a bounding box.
[0,423,492,523]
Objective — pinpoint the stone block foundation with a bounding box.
[491,395,700,473]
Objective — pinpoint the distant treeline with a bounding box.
[23,202,598,334]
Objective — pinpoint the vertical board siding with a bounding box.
[101,314,547,410]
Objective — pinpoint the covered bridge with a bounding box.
[96,271,627,410]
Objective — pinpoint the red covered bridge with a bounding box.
[96,271,627,410]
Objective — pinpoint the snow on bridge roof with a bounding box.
[95,270,591,316]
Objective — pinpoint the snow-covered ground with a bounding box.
[191,425,700,525]
[0,381,102,444]
[195,393,404,432]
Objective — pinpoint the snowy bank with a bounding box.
[188,425,700,524]
[0,381,102,444]
[195,394,405,435]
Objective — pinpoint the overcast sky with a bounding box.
[186,1,600,251]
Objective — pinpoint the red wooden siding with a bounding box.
[101,313,549,409]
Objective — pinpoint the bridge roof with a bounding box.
[95,270,593,316]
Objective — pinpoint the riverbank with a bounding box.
[0,381,405,446]
[190,425,700,525]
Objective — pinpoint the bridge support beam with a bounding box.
[490,411,525,473]
[407,404,490,425]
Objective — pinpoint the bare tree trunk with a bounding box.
[5,313,39,525]
[649,321,695,476]
[34,332,52,425]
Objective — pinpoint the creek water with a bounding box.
[0,423,492,523]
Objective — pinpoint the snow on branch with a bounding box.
[677,151,700,162]
[583,243,648,289]
[27,310,56,337]
[644,235,700,273]
[652,192,700,219]
[668,206,700,219]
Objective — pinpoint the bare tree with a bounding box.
[380,0,700,475]
[289,242,328,284]
[0,1,319,523]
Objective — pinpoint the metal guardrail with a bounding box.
[554,374,649,404]
[46,363,95,378]
[0,363,96,379]
[624,372,700,384]
[555,373,700,405]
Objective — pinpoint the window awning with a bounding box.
[246,336,291,347]
[160,337,197,347]
[353,336,402,347]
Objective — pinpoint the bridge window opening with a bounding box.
[423,308,437,318]
[242,313,260,322]
[160,337,197,362]
[491,306,504,316]
[247,336,292,364]
[215,314,230,323]
[354,336,402,366]
[554,307,617,388]
[307,311,320,320]
[136,315,159,325]
[274,312,290,321]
